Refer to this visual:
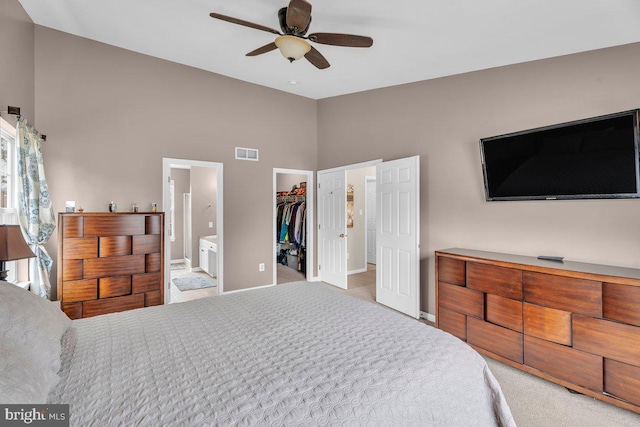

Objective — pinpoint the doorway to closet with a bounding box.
[273,168,314,285]
[163,158,224,304]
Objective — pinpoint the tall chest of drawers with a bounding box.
[436,248,640,414]
[57,212,164,319]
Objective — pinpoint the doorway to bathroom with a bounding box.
[162,158,223,304]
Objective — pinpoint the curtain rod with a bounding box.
[1,106,47,141]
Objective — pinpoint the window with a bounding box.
[1,120,14,211]
[0,117,20,284]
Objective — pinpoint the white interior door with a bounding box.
[366,177,377,264]
[376,156,420,318]
[318,170,347,289]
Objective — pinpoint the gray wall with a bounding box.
[190,166,217,268]
[0,0,34,126]
[34,26,317,297]
[318,42,640,315]
[170,168,189,261]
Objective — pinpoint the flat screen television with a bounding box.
[480,110,640,201]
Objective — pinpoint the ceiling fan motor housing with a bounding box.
[278,7,311,36]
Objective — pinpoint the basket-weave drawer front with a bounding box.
[524,271,602,317]
[467,262,522,300]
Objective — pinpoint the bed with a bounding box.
[2,281,515,426]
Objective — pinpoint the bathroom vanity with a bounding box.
[199,235,217,277]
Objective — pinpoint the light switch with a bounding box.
[208,222,213,228]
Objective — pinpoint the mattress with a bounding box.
[49,281,516,426]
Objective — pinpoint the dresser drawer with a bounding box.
[99,236,132,257]
[467,317,523,363]
[524,303,572,346]
[573,315,640,366]
[62,216,83,238]
[144,290,162,307]
[605,359,640,407]
[467,262,522,300]
[132,272,161,294]
[145,215,162,235]
[438,306,466,340]
[99,276,132,298]
[145,253,162,273]
[61,302,82,320]
[82,294,144,318]
[603,282,640,327]
[486,294,523,332]
[525,335,603,392]
[62,259,83,281]
[133,235,161,254]
[62,279,97,303]
[83,255,145,279]
[63,237,97,259]
[524,272,602,317]
[438,281,484,319]
[84,215,145,237]
[437,257,465,286]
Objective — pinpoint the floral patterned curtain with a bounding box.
[16,117,56,298]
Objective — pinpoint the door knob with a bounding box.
[339,233,347,238]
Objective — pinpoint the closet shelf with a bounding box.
[277,194,306,203]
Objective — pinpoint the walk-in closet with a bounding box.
[275,173,307,284]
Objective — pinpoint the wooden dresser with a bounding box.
[436,248,640,414]
[57,212,164,319]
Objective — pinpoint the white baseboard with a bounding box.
[347,267,367,275]
[171,259,184,264]
[308,276,321,282]
[222,283,275,295]
[191,267,203,272]
[420,311,436,323]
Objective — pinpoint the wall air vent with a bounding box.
[235,147,259,161]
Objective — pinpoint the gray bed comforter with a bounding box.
[49,281,516,426]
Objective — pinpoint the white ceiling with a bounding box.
[18,0,640,100]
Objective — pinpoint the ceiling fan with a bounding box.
[209,0,373,69]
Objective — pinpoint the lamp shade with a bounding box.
[275,35,311,62]
[0,225,35,261]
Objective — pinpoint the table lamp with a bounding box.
[0,225,36,281]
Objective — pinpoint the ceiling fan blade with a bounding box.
[246,42,278,57]
[308,33,373,48]
[304,46,330,69]
[209,12,281,35]
[286,0,312,33]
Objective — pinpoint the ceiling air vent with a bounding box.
[235,147,259,161]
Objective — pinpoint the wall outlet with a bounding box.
[208,222,213,228]
[259,263,265,272]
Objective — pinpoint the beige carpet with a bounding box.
[277,263,307,284]
[324,265,640,427]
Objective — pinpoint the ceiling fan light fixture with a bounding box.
[275,35,311,62]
